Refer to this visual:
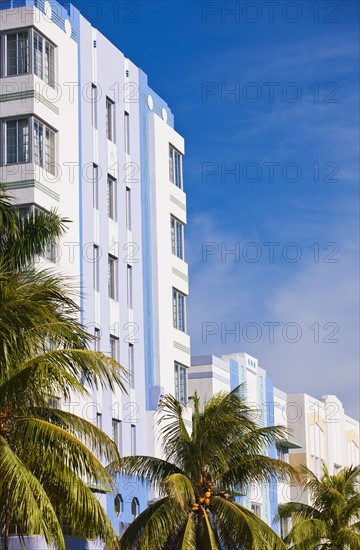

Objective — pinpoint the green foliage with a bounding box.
[278,464,360,549]
[111,388,297,549]
[0,186,127,549]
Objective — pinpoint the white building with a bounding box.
[287,392,360,504]
[189,352,300,536]
[0,0,190,545]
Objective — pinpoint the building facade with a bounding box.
[286,392,360,504]
[0,0,190,545]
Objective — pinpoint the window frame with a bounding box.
[170,215,184,259]
[5,30,29,77]
[107,175,117,221]
[106,97,115,142]
[124,111,130,154]
[172,288,186,332]
[108,254,118,301]
[169,144,183,189]
[174,362,187,404]
[128,343,134,388]
[110,334,119,361]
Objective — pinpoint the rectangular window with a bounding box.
[127,265,133,309]
[93,164,99,209]
[128,343,134,388]
[91,84,98,128]
[6,119,29,164]
[170,216,184,259]
[94,327,100,352]
[96,412,102,430]
[108,255,118,300]
[174,362,187,404]
[124,111,130,154]
[93,245,99,291]
[33,119,56,175]
[172,288,186,332]
[44,41,55,86]
[107,176,117,220]
[112,419,122,453]
[169,144,182,188]
[131,424,136,455]
[126,187,131,230]
[6,32,29,76]
[33,31,55,86]
[110,335,119,361]
[33,32,43,79]
[251,503,261,517]
[106,98,115,141]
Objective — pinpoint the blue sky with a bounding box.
[61,0,359,418]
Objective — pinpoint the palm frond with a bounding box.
[108,455,183,488]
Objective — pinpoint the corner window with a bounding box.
[33,31,55,86]
[6,119,30,164]
[6,32,29,76]
[174,362,187,404]
[172,288,186,332]
[169,144,182,188]
[33,119,56,174]
[171,216,184,259]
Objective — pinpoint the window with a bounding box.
[131,424,136,455]
[124,111,130,154]
[92,164,99,209]
[169,144,182,188]
[251,503,261,517]
[128,344,134,388]
[114,494,124,517]
[170,216,184,259]
[96,412,102,430]
[107,176,117,220]
[110,335,119,361]
[6,32,29,76]
[106,97,115,141]
[34,119,56,174]
[6,119,29,164]
[127,265,133,309]
[112,419,122,452]
[33,31,43,78]
[126,187,131,230]
[280,518,290,538]
[94,327,100,351]
[33,31,55,85]
[91,84,98,128]
[276,446,288,462]
[131,497,139,519]
[108,255,118,300]
[172,288,186,332]
[174,362,187,404]
[93,245,99,291]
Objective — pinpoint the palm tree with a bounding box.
[277,464,360,549]
[110,388,298,549]
[0,187,127,549]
